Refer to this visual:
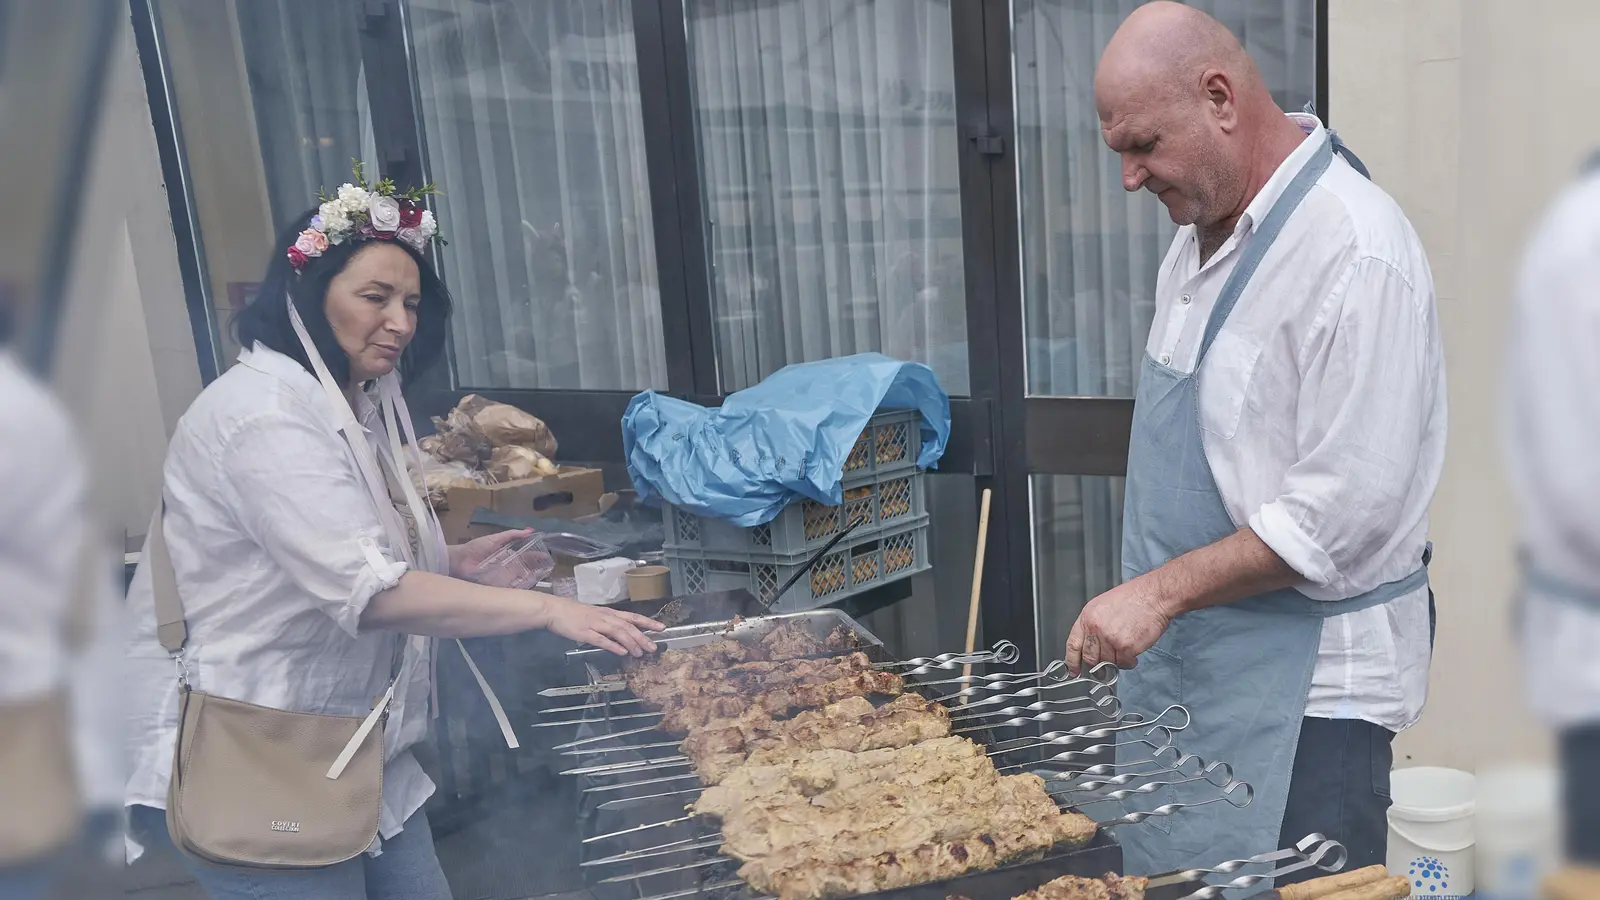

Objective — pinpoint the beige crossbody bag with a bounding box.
[154,297,518,869]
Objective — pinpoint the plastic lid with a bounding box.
[541,532,621,560]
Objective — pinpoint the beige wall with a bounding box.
[52,15,200,545]
[1331,0,1600,770]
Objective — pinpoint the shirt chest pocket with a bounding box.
[1198,331,1263,441]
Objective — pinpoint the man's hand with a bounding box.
[1065,571,1175,676]
[1063,528,1303,676]
[448,528,533,579]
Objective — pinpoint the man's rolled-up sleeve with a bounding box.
[1247,256,1438,595]
[219,410,408,635]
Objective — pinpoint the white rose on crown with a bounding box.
[368,195,402,234]
[418,209,437,238]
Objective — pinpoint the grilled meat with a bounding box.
[738,807,1100,900]
[694,737,990,816]
[684,694,952,783]
[627,650,874,709]
[1014,874,1148,900]
[762,622,857,658]
[658,669,904,734]
[717,770,1079,863]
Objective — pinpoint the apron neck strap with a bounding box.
[1198,135,1335,363]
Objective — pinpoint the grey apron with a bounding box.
[1113,133,1431,875]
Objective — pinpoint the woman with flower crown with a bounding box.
[120,170,663,899]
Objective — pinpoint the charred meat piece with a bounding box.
[683,694,951,783]
[1014,874,1149,900]
[738,807,1100,900]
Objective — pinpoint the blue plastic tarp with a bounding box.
[622,353,951,527]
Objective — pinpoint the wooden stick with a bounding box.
[1271,867,1397,900]
[960,488,994,699]
[1312,876,1412,900]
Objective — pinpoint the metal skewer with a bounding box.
[947,692,1120,725]
[582,836,724,868]
[552,722,663,751]
[1172,836,1347,898]
[1101,778,1254,826]
[543,639,1023,707]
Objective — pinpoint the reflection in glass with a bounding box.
[407,0,666,391]
[1015,0,1314,397]
[687,0,970,395]
[153,0,377,367]
[1032,474,1124,665]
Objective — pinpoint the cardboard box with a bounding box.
[438,467,606,544]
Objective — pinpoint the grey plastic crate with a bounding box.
[838,408,921,482]
[666,516,930,613]
[665,470,925,555]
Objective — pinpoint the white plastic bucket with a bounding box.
[1475,764,1560,900]
[1388,767,1476,900]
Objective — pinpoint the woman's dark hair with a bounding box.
[233,208,453,386]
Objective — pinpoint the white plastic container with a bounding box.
[575,556,634,605]
[1475,764,1560,900]
[1388,766,1476,900]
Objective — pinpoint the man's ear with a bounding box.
[1202,69,1239,132]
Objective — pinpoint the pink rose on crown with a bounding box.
[292,230,323,258]
[295,229,329,254]
[396,227,427,252]
[368,195,402,235]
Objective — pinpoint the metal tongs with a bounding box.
[1145,833,1349,899]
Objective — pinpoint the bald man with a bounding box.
[1063,2,1446,877]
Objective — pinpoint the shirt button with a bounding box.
[1160,354,1172,365]
[1180,294,1191,305]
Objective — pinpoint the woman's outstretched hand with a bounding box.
[448,528,532,579]
[545,598,664,657]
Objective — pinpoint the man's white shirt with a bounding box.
[1148,114,1447,730]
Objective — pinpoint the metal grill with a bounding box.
[537,612,1260,900]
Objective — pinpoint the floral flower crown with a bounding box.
[289,161,445,272]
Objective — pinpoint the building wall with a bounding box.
[1331,0,1600,769]
[52,14,200,547]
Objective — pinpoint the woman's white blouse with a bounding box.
[123,344,435,858]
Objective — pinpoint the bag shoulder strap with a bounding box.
[147,504,188,655]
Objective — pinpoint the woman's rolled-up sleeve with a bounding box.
[218,409,407,635]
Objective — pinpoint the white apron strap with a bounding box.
[288,300,517,754]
